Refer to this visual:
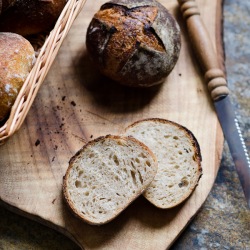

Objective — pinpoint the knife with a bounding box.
[178,0,250,207]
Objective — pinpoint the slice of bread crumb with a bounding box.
[125,118,202,209]
[63,135,158,225]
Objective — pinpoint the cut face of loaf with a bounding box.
[125,118,202,209]
[63,135,158,225]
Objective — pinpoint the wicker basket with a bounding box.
[0,0,87,144]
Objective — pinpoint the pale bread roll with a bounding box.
[0,32,35,122]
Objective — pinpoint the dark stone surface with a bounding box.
[0,0,249,249]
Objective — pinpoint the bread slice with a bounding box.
[124,118,202,209]
[63,135,158,225]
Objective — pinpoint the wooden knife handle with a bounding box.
[178,0,229,101]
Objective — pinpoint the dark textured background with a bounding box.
[0,0,249,249]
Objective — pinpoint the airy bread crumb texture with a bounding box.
[125,118,202,209]
[63,135,157,225]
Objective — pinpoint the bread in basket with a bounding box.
[0,0,87,144]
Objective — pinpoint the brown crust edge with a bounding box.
[125,118,203,209]
[62,134,158,225]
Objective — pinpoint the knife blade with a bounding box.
[178,0,250,207]
[215,96,250,207]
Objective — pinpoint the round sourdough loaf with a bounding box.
[86,0,181,87]
[0,32,35,122]
[0,0,66,36]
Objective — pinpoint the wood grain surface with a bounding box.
[0,0,224,249]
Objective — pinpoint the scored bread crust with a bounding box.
[63,134,158,225]
[125,118,202,209]
[86,0,181,87]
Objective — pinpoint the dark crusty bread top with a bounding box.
[86,0,181,87]
[0,0,66,36]
[125,118,202,209]
[0,0,15,14]
[63,135,158,225]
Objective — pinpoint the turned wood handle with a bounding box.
[178,0,229,101]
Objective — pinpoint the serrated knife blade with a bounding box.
[215,96,250,207]
[178,0,250,207]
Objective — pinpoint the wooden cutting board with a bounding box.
[0,0,224,249]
